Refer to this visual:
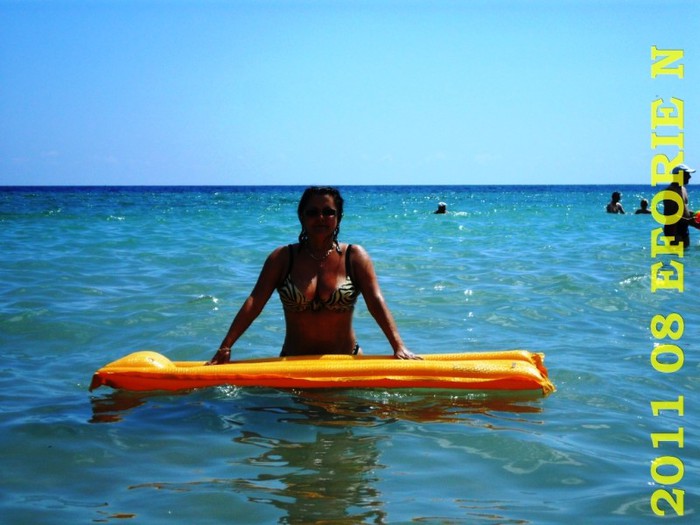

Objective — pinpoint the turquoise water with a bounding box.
[1,185,697,524]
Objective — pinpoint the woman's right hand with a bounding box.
[206,347,231,365]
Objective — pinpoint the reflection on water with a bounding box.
[290,389,545,425]
[88,387,547,523]
[88,389,192,424]
[234,428,386,524]
[88,390,150,424]
[89,387,545,425]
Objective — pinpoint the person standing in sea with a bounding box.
[663,164,699,248]
[208,186,421,364]
[634,199,652,214]
[606,191,625,214]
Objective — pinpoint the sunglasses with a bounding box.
[304,207,338,218]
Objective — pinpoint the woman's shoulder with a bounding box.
[344,243,373,269]
[261,245,296,286]
[344,242,367,256]
[272,242,292,250]
[265,244,296,267]
[270,243,299,255]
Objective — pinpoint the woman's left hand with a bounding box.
[394,346,422,360]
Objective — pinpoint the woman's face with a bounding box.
[301,194,339,239]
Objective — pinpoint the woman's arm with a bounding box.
[351,245,420,360]
[207,246,287,364]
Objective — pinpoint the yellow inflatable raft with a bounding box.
[89,350,555,396]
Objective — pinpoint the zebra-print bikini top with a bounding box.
[277,244,359,313]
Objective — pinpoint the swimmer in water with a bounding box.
[606,191,625,214]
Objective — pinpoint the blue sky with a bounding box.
[1,0,697,186]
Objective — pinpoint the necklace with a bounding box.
[305,242,336,261]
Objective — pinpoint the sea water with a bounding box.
[1,185,697,524]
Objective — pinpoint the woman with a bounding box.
[208,186,420,364]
